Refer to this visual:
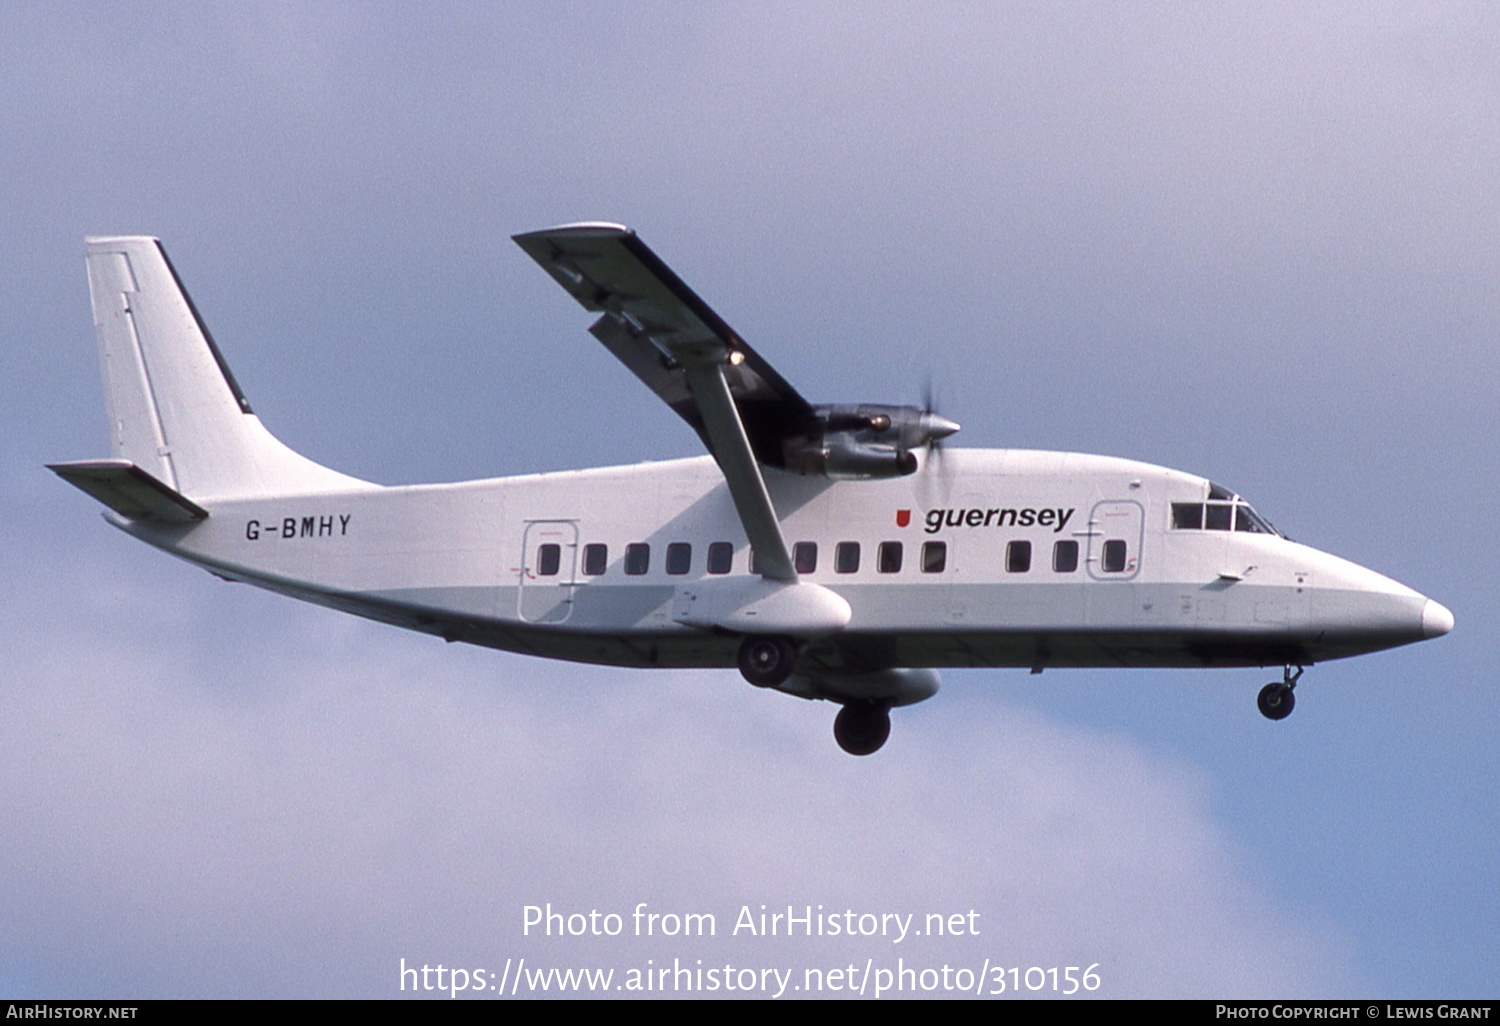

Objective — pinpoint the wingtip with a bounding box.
[85,234,162,247]
[511,222,633,244]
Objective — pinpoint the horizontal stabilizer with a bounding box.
[48,459,208,523]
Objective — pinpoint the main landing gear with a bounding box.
[834,701,892,756]
[737,635,799,688]
[735,636,907,755]
[1257,665,1303,721]
[740,644,1305,747]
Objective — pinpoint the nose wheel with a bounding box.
[834,701,892,756]
[1257,665,1302,721]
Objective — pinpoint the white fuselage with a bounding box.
[118,448,1441,675]
[62,231,1454,751]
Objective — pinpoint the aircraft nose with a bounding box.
[1422,599,1455,639]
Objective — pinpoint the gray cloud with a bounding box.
[1,545,1359,997]
[3,1,1493,998]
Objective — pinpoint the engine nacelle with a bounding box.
[780,404,959,480]
[789,435,919,479]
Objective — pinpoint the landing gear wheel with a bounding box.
[737,636,798,688]
[834,702,891,756]
[1257,682,1296,721]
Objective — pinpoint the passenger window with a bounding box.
[922,541,946,573]
[707,541,733,575]
[1102,539,1127,573]
[624,543,650,575]
[537,543,561,576]
[835,541,860,574]
[1205,504,1233,531]
[582,543,607,576]
[665,542,692,575]
[1053,540,1079,573]
[1006,540,1031,573]
[794,541,818,574]
[1172,503,1203,530]
[878,541,903,573]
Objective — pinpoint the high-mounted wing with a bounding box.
[514,224,961,581]
[515,223,958,482]
[513,223,814,466]
[515,223,801,580]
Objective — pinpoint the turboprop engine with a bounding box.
[781,404,960,480]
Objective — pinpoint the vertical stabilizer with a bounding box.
[84,237,370,500]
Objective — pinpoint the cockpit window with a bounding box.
[1172,487,1282,537]
[1235,505,1275,534]
[1205,503,1233,531]
[1172,503,1203,530]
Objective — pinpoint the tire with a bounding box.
[834,702,891,755]
[1257,682,1295,721]
[737,636,797,688]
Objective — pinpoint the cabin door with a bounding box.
[1086,500,1143,580]
[1085,500,1143,627]
[517,520,580,624]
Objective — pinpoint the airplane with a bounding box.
[51,224,1454,755]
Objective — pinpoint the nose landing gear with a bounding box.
[1257,665,1303,721]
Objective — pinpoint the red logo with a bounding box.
[895,509,911,528]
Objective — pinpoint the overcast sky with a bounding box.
[2,1,1495,998]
